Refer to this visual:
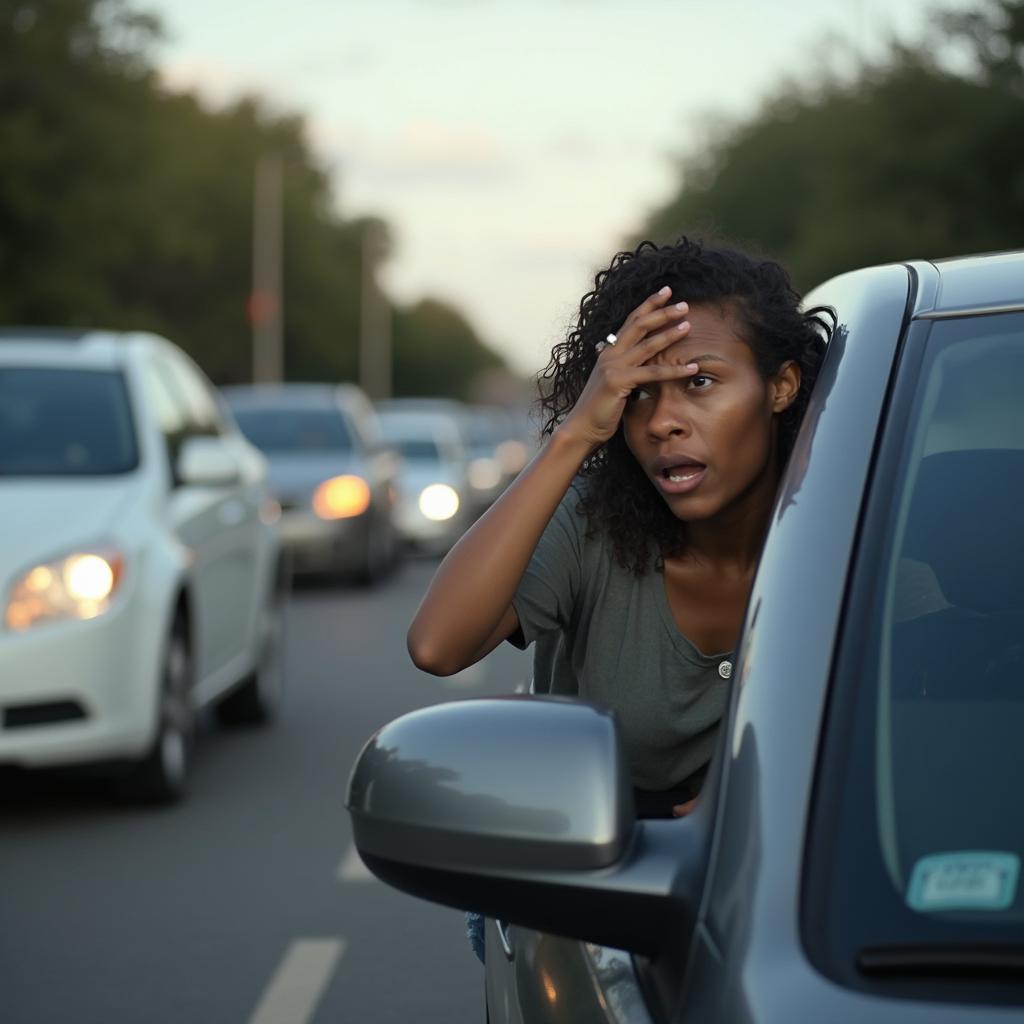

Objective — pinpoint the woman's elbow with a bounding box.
[406,627,460,676]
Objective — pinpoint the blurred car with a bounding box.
[0,328,286,802]
[462,405,534,511]
[376,401,474,553]
[221,384,399,584]
[347,250,1024,1021]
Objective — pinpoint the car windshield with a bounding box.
[231,408,352,453]
[389,438,442,461]
[0,367,138,476]
[807,311,1024,977]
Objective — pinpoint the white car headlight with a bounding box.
[5,549,125,632]
[418,484,459,522]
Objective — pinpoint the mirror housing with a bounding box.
[346,697,706,956]
[177,436,241,487]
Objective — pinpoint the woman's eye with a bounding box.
[687,374,712,390]
[628,387,652,402]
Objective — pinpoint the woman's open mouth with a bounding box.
[653,455,707,495]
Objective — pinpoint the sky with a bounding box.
[151,0,972,378]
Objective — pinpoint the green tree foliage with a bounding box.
[640,0,1024,291]
[0,0,507,392]
[392,298,506,400]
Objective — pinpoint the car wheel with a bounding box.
[124,610,194,803]
[216,562,288,726]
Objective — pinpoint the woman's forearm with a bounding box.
[407,426,592,675]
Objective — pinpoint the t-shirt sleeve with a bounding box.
[509,486,584,649]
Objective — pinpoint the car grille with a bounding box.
[3,701,88,729]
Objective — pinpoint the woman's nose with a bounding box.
[647,393,689,440]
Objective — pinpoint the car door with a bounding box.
[158,351,264,678]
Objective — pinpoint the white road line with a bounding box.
[246,938,346,1024]
[337,841,376,883]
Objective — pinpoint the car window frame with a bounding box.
[802,312,1024,1007]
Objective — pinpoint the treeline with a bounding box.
[640,0,1024,291]
[0,0,507,398]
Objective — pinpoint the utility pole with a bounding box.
[251,153,284,384]
[359,219,392,399]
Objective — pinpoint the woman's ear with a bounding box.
[770,360,801,413]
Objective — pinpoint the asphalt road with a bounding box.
[0,557,533,1024]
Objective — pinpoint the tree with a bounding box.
[0,0,511,396]
[639,1,1024,291]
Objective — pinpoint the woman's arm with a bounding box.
[407,288,697,676]
[407,427,592,675]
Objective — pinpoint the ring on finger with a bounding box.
[595,333,617,354]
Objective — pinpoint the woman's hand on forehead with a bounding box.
[557,287,702,451]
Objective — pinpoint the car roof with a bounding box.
[0,327,170,371]
[221,382,370,411]
[911,249,1024,319]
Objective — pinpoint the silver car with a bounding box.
[347,250,1024,1020]
[377,404,474,553]
[222,384,399,584]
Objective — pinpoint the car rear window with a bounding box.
[0,367,138,476]
[231,408,352,453]
[805,311,1024,1000]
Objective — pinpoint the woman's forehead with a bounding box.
[656,303,755,365]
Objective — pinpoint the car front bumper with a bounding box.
[0,586,162,767]
[278,508,371,574]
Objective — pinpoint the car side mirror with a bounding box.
[346,696,707,956]
[176,436,241,487]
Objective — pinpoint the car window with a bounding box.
[805,311,1024,993]
[388,438,442,461]
[158,353,225,437]
[139,360,190,474]
[0,367,138,476]
[230,408,353,453]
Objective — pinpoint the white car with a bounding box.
[0,328,286,802]
[377,405,474,553]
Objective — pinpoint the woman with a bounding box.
[409,237,831,823]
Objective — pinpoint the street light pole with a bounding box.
[359,219,392,400]
[251,153,284,384]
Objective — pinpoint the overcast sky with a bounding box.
[151,0,971,377]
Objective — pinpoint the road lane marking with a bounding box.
[338,841,376,883]
[247,938,345,1024]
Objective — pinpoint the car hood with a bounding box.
[0,479,140,583]
[264,453,366,501]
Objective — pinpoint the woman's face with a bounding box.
[621,302,798,523]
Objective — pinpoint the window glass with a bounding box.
[0,368,138,475]
[806,312,1024,991]
[139,360,190,473]
[231,408,353,453]
[158,354,224,437]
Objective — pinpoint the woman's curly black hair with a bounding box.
[538,236,834,575]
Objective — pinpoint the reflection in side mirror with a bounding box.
[177,436,241,487]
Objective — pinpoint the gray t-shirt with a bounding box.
[510,484,732,791]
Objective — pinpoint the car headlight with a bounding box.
[5,549,125,632]
[418,484,459,522]
[312,475,371,520]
